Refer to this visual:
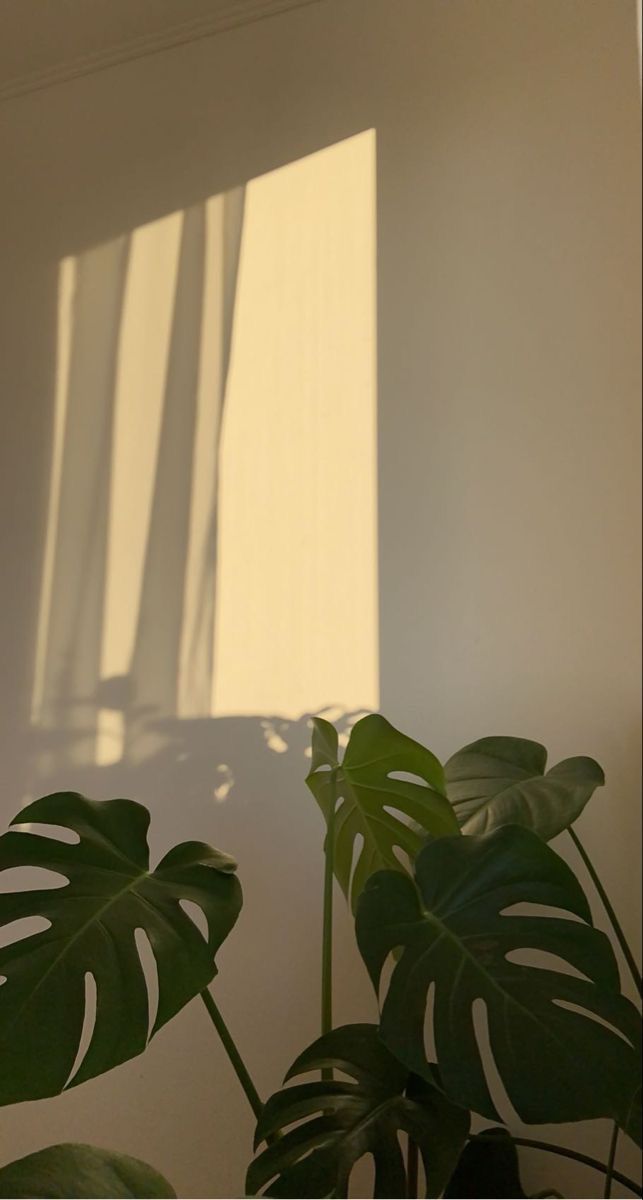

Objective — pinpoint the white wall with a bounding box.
[0,2,640,1196]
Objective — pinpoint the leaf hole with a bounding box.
[382,805,415,829]
[505,948,591,981]
[350,1151,375,1196]
[179,899,209,942]
[135,927,159,1037]
[378,947,402,1006]
[501,901,584,924]
[10,822,80,844]
[391,844,412,870]
[348,833,365,892]
[387,771,431,789]
[268,1111,310,1137]
[0,914,51,950]
[65,971,97,1087]
[333,1067,355,1085]
[551,999,636,1047]
[472,996,523,1126]
[423,980,437,1063]
[0,866,68,893]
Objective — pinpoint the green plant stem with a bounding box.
[473,1133,640,1196]
[568,826,643,997]
[406,1137,419,1198]
[603,1123,619,1199]
[321,770,338,1039]
[200,989,263,1121]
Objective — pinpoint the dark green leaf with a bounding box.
[356,826,641,1139]
[246,1023,469,1198]
[444,1128,526,1198]
[306,715,459,911]
[0,792,241,1104]
[309,718,339,773]
[445,737,604,840]
[0,1143,176,1198]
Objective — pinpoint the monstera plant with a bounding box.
[0,714,640,1198]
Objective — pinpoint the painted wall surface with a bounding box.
[0,2,640,1196]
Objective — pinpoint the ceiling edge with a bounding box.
[0,0,325,103]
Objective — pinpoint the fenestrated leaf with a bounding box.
[246,1024,470,1198]
[444,1127,526,1198]
[0,792,241,1105]
[356,826,641,1141]
[445,736,604,840]
[306,715,459,912]
[0,1143,176,1198]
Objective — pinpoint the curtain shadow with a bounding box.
[123,204,207,763]
[32,235,131,783]
[180,188,245,717]
[27,190,253,803]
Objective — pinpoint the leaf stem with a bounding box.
[321,770,338,1039]
[603,1123,619,1199]
[473,1132,641,1196]
[406,1137,419,1198]
[200,989,263,1121]
[568,826,643,997]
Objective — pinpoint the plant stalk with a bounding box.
[321,769,338,1039]
[568,826,643,997]
[406,1137,419,1198]
[201,988,263,1121]
[603,1123,619,1199]
[473,1132,640,1196]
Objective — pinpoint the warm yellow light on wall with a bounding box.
[36,129,378,777]
[212,130,378,718]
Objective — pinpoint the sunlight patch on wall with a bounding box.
[212,130,379,718]
[35,130,377,776]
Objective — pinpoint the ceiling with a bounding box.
[0,0,321,100]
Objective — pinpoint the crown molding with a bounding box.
[0,0,325,103]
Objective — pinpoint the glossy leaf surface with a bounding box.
[356,826,641,1140]
[445,737,604,840]
[0,1143,176,1198]
[0,792,241,1104]
[247,1023,469,1198]
[307,715,459,911]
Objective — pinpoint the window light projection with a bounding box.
[32,129,378,781]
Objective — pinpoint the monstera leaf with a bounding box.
[0,792,242,1105]
[445,736,604,840]
[306,715,459,911]
[356,826,642,1141]
[247,1024,469,1198]
[0,1144,176,1198]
